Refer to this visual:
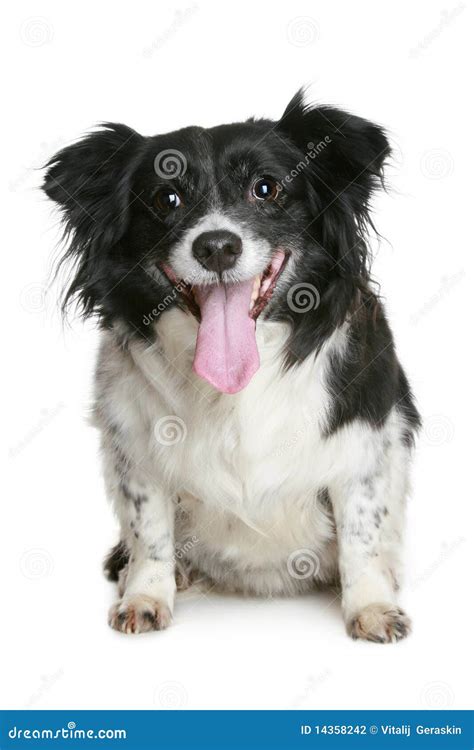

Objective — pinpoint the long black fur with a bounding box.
[43,90,420,440]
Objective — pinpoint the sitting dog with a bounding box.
[43,90,420,641]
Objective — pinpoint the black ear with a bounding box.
[42,123,144,314]
[277,89,390,282]
[277,91,391,366]
[278,89,390,214]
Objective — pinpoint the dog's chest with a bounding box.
[153,310,335,513]
[120,311,344,592]
[163,334,337,589]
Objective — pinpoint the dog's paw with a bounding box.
[108,594,173,634]
[348,603,411,644]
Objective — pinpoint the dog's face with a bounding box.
[43,90,389,392]
[130,122,304,287]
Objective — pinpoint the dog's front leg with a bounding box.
[108,481,176,634]
[330,445,412,643]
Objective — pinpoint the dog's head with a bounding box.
[43,90,389,393]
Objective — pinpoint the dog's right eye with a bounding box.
[154,188,182,212]
[251,177,279,202]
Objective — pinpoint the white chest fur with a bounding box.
[149,310,343,507]
[131,310,348,592]
[98,310,387,594]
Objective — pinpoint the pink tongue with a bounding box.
[193,280,260,394]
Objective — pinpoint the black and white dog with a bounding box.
[43,90,420,642]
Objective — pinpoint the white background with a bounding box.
[2,0,472,711]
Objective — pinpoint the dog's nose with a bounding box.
[192,230,242,273]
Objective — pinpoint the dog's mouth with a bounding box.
[161,249,288,394]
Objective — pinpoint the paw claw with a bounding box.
[349,603,411,644]
[109,595,173,634]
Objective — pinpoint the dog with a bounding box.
[43,90,420,642]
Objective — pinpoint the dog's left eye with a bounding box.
[154,188,182,212]
[251,177,279,201]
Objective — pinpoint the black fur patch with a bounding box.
[103,541,129,582]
